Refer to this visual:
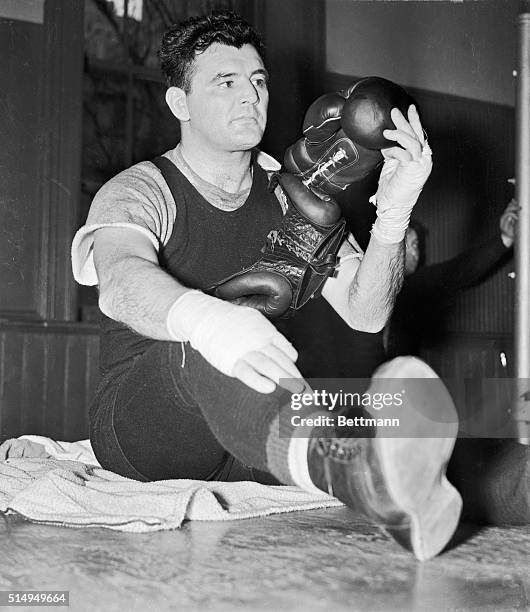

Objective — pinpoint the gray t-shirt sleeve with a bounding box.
[72,161,176,285]
[86,161,175,243]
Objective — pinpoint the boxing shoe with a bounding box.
[307,357,462,560]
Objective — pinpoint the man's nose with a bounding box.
[241,79,259,104]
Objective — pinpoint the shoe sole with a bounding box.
[368,357,462,561]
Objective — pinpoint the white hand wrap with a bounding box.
[370,142,433,244]
[166,290,292,377]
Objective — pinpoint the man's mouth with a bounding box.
[232,116,258,124]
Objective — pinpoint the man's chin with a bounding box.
[229,133,264,152]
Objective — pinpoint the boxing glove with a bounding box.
[284,76,416,197]
[209,172,347,318]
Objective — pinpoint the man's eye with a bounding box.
[253,78,267,88]
[220,80,234,88]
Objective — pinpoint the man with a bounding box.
[72,11,458,560]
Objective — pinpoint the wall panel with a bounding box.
[0,323,100,443]
[325,0,517,107]
[0,0,84,322]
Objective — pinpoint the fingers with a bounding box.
[500,213,517,236]
[382,144,415,164]
[233,345,305,394]
[500,217,513,234]
[232,359,277,394]
[500,199,519,234]
[500,199,518,247]
[261,344,303,380]
[250,345,305,392]
[407,105,425,145]
[388,105,425,144]
[389,106,417,140]
[505,198,520,214]
[383,106,425,162]
[502,212,518,226]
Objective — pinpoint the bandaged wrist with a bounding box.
[166,290,281,377]
[370,208,412,244]
[166,290,210,342]
[368,143,432,245]
[368,186,422,244]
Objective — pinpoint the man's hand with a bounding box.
[500,198,519,248]
[233,344,305,395]
[370,105,433,244]
[167,291,305,394]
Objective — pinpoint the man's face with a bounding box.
[405,227,420,276]
[182,43,269,152]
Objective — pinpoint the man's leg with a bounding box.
[168,348,462,560]
[89,340,283,482]
[91,343,461,560]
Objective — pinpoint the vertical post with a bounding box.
[514,3,530,443]
[123,0,134,168]
[40,0,85,320]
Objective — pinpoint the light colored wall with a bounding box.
[326,0,518,106]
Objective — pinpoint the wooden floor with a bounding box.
[0,507,528,612]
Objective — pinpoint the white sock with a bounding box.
[287,417,330,495]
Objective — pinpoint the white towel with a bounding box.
[0,438,341,533]
[8,435,100,465]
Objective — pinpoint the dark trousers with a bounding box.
[90,341,289,483]
[90,340,529,525]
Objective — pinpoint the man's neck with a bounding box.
[179,140,253,194]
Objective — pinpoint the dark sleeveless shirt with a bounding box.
[98,157,283,377]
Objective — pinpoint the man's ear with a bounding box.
[165,87,190,121]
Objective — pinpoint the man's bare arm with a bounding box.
[322,104,430,332]
[94,226,188,340]
[322,237,404,333]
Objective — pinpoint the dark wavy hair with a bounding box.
[158,10,265,92]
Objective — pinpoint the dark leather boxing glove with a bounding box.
[209,172,347,318]
[284,76,416,197]
[211,270,292,319]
